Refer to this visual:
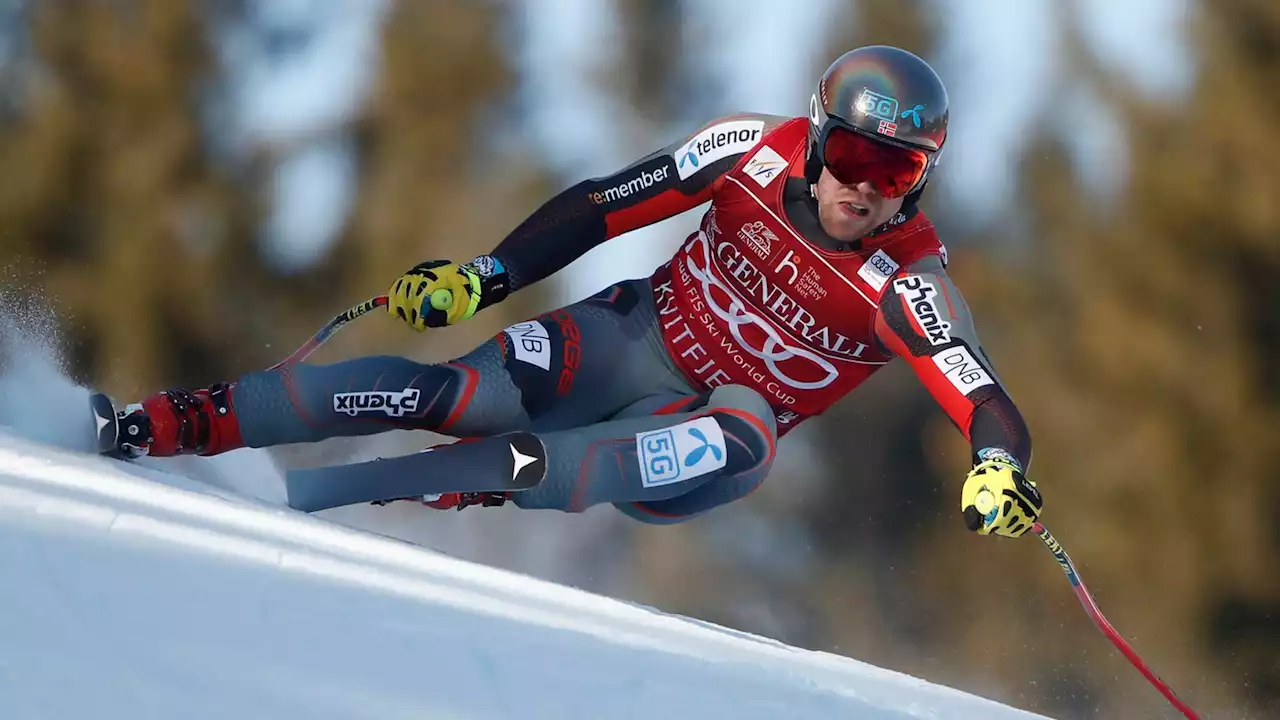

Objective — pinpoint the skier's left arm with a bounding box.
[873,255,1043,538]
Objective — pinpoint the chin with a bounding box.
[821,214,874,244]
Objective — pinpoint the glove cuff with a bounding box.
[460,255,511,314]
[974,446,1024,474]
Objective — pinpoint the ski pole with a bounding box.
[269,295,389,370]
[1031,522,1201,719]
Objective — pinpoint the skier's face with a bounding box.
[813,166,905,244]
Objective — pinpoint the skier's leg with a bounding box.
[117,337,521,458]
[118,279,689,458]
[504,383,777,521]
[229,343,521,447]
[232,281,692,446]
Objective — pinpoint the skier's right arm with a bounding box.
[488,113,790,292]
[387,114,789,330]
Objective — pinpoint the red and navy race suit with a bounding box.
[218,111,1032,519]
[490,113,1032,469]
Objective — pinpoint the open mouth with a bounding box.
[840,201,870,218]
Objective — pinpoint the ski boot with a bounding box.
[91,383,245,458]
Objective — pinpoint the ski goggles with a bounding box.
[819,125,931,199]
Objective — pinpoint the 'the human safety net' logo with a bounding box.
[332,388,421,417]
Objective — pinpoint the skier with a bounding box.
[104,45,1042,537]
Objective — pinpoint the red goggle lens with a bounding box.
[823,126,929,198]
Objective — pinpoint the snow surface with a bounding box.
[0,433,1054,719]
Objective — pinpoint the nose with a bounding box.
[848,179,879,196]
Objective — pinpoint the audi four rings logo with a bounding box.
[683,231,839,390]
[869,254,895,274]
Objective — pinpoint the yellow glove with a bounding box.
[961,450,1042,538]
[387,256,509,331]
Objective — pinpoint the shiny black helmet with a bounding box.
[804,45,949,197]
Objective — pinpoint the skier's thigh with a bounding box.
[235,282,674,445]
[493,298,677,433]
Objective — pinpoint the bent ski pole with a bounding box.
[269,295,389,370]
[1031,522,1200,720]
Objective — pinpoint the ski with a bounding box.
[283,433,547,512]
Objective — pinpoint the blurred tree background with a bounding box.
[1,1,1275,718]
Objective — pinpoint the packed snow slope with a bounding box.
[0,432,1054,720]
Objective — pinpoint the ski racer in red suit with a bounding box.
[109,45,1042,538]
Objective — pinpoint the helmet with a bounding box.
[804,45,949,197]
